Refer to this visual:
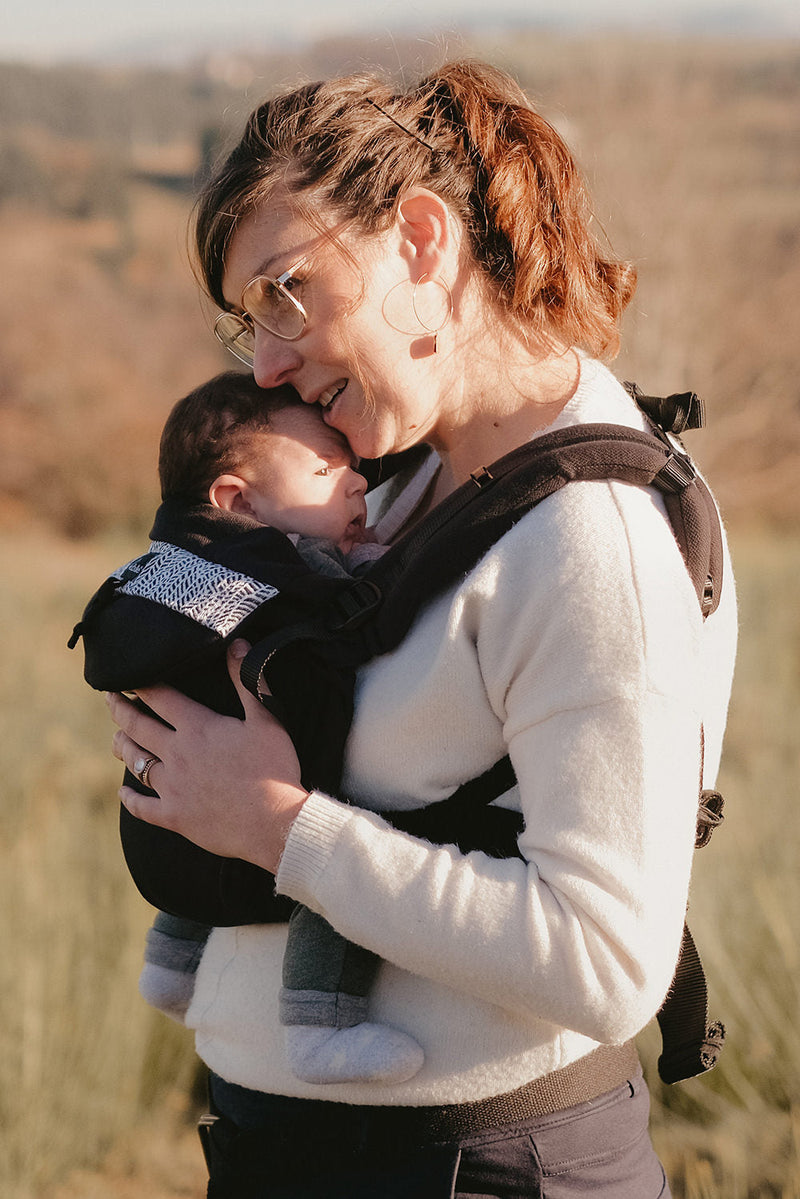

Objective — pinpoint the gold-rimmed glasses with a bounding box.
[213,219,354,367]
[214,265,307,366]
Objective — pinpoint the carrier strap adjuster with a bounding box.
[653,451,696,493]
[328,579,383,632]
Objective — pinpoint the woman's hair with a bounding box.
[194,60,636,359]
[159,371,302,503]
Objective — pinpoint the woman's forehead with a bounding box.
[222,201,320,300]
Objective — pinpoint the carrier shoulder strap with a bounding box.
[374,407,727,1086]
[358,416,723,658]
[242,407,723,688]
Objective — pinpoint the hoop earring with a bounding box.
[411,274,453,354]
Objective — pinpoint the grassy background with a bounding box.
[1,28,798,1199]
[0,530,203,1198]
[3,527,798,1198]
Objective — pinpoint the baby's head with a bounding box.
[159,372,368,553]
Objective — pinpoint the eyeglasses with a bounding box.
[213,219,354,368]
[214,264,307,366]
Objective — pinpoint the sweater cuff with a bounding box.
[275,791,354,903]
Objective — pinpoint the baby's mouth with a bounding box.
[345,511,367,544]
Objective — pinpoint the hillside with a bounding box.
[0,32,798,535]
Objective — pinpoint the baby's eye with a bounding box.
[315,466,332,477]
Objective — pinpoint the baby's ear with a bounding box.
[208,474,252,514]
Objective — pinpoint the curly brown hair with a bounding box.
[194,60,636,359]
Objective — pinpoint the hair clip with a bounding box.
[365,97,434,152]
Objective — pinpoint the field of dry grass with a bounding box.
[1,28,798,1199]
[0,529,203,1199]
[2,524,797,1199]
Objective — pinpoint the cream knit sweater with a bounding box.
[186,357,737,1105]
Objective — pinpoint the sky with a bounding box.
[3,0,799,64]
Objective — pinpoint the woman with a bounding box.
[107,61,737,1197]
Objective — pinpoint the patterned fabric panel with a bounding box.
[117,540,278,636]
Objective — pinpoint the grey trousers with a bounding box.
[205,1068,672,1198]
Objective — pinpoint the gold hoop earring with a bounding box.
[411,274,453,354]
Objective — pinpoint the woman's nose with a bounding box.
[252,328,303,389]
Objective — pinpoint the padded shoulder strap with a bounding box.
[239,421,723,700]
[365,422,723,659]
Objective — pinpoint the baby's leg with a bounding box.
[281,905,424,1084]
[139,911,209,1022]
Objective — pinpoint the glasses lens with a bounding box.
[242,277,306,340]
[214,312,255,366]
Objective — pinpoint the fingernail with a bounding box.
[229,639,248,660]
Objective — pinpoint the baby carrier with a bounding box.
[70,383,726,1085]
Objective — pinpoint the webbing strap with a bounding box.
[366,424,722,656]
[656,923,726,1084]
[239,618,325,698]
[653,725,726,1083]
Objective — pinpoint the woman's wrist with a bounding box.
[274,790,358,903]
[251,782,310,875]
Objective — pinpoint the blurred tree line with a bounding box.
[0,34,797,538]
[0,36,443,219]
[0,61,237,221]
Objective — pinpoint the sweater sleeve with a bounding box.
[276,479,708,1044]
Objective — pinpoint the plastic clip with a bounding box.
[329,579,383,632]
[653,452,696,493]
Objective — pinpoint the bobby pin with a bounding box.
[366,97,435,152]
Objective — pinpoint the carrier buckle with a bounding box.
[329,579,383,632]
[654,452,696,493]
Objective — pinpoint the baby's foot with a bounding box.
[285,1022,424,1085]
[138,962,194,1023]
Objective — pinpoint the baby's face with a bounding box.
[244,406,369,552]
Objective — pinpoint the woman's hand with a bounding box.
[106,640,309,875]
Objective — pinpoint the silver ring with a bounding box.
[133,754,160,790]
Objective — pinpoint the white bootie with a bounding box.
[285,1022,424,1085]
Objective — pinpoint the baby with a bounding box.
[73,370,424,1086]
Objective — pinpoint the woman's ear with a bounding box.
[396,188,452,282]
[208,474,255,515]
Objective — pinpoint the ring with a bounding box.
[133,754,160,790]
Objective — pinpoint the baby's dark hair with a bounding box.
[159,371,303,503]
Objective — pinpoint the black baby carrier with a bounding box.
[71,383,726,1085]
